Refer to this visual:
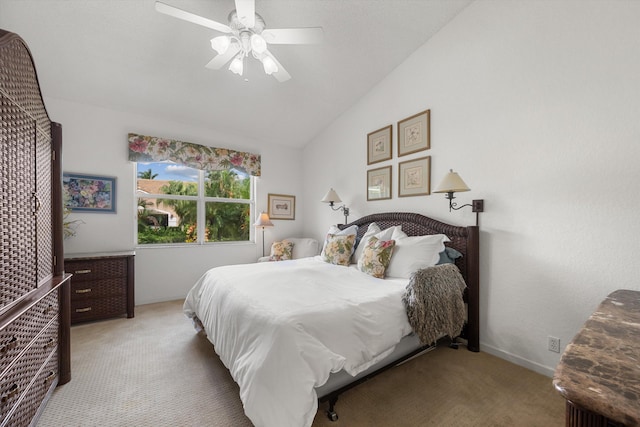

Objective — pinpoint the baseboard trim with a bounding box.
[481,343,556,378]
[136,296,185,306]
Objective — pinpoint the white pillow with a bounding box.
[392,228,408,240]
[385,234,450,278]
[320,224,358,257]
[391,227,408,240]
[353,223,402,264]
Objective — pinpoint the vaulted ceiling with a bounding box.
[0,0,472,148]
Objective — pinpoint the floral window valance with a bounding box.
[128,133,261,177]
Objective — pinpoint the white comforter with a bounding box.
[183,256,412,427]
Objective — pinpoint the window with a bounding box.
[136,161,254,245]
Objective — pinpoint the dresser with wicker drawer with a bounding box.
[1,28,71,426]
[0,284,67,427]
[65,252,135,324]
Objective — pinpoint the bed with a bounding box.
[183,212,479,427]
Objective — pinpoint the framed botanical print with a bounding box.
[397,109,430,157]
[367,166,392,201]
[398,156,431,197]
[268,193,295,220]
[367,125,392,165]
[63,173,117,212]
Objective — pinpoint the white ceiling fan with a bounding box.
[155,0,323,82]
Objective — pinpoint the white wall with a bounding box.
[25,0,640,378]
[302,0,640,376]
[47,98,304,304]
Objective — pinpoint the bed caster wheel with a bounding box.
[327,410,338,422]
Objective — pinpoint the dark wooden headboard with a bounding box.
[339,212,479,352]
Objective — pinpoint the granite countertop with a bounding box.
[553,289,640,427]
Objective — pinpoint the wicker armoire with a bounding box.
[0,29,71,426]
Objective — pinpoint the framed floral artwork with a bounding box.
[398,156,431,197]
[367,166,392,201]
[63,173,117,212]
[268,193,295,220]
[367,125,392,165]
[397,109,430,157]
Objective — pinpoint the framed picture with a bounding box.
[63,173,116,213]
[367,125,392,165]
[398,156,431,197]
[268,193,295,220]
[367,166,392,201]
[397,109,430,157]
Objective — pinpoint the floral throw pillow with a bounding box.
[270,240,294,261]
[357,236,396,278]
[322,234,356,266]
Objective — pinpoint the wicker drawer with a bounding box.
[0,291,58,375]
[0,317,58,421]
[66,253,134,324]
[71,296,127,323]
[65,258,126,281]
[71,277,126,301]
[0,350,58,427]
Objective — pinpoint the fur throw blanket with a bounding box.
[402,263,467,346]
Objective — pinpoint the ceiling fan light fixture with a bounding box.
[155,0,323,82]
[229,55,244,75]
[250,34,267,54]
[211,36,231,55]
[262,56,278,75]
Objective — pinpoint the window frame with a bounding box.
[135,164,256,247]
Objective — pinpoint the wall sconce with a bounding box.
[253,211,274,257]
[433,169,484,225]
[321,188,350,225]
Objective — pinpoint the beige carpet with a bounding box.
[37,300,565,427]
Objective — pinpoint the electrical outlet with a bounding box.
[548,336,561,353]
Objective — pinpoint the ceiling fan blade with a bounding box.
[155,1,232,33]
[262,28,324,45]
[264,50,291,82]
[234,0,255,28]
[205,45,241,70]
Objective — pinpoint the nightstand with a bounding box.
[65,251,135,324]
